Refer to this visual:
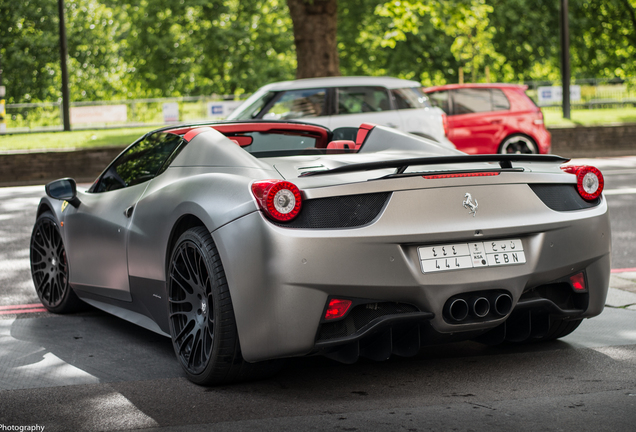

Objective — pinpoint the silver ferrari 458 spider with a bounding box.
[30,121,611,385]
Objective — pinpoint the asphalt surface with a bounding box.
[1,156,636,431]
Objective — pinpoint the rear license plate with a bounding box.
[417,239,526,273]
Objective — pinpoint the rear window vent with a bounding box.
[530,184,600,211]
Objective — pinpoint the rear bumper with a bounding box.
[213,188,611,362]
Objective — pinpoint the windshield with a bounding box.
[227,90,277,120]
[391,87,432,109]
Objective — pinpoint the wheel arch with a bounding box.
[36,202,54,218]
[164,214,208,279]
[36,197,65,223]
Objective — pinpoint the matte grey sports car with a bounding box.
[30,121,611,385]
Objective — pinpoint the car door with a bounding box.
[328,86,403,130]
[63,133,183,301]
[446,88,504,154]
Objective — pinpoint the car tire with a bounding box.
[498,134,538,154]
[540,318,583,341]
[30,211,84,313]
[168,226,282,385]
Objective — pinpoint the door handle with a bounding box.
[124,205,135,218]
[489,119,503,124]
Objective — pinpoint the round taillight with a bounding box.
[561,165,604,201]
[251,180,302,222]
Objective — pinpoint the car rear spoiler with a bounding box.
[300,154,570,177]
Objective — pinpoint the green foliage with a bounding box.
[1,0,635,106]
[338,0,460,84]
[1,0,295,103]
[0,127,150,150]
[0,0,60,103]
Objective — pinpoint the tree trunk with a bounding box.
[287,0,341,78]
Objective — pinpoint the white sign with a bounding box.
[163,102,180,123]
[537,85,581,106]
[70,105,128,125]
[0,86,5,98]
[207,101,243,119]
[418,239,525,273]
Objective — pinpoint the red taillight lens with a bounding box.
[570,272,587,292]
[423,172,500,179]
[251,180,302,222]
[324,298,352,320]
[561,165,604,201]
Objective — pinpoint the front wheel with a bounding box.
[167,226,282,385]
[498,134,538,154]
[30,211,84,313]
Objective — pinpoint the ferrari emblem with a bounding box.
[61,201,69,212]
[463,193,478,217]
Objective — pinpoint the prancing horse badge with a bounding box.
[463,193,478,217]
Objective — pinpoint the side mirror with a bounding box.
[45,178,81,208]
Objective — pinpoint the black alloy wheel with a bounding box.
[30,211,83,313]
[168,231,216,376]
[168,227,282,385]
[499,134,538,154]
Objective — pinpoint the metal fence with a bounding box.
[3,77,636,133]
[3,95,246,133]
[524,77,636,110]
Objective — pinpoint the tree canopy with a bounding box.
[1,0,635,104]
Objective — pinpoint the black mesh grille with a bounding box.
[530,184,600,211]
[276,192,391,229]
[317,302,419,341]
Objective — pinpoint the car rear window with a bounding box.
[491,89,510,111]
[453,88,492,114]
[391,87,432,109]
[235,132,321,158]
[452,88,510,114]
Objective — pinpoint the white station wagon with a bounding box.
[227,76,454,148]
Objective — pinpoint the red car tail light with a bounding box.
[423,172,500,179]
[324,298,352,320]
[561,165,604,201]
[251,180,303,222]
[569,272,587,292]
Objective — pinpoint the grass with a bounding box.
[543,107,636,127]
[1,107,636,151]
[0,126,152,151]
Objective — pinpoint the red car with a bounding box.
[424,84,551,154]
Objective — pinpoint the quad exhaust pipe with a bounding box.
[447,298,469,322]
[445,292,513,323]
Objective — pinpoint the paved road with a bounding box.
[1,157,636,431]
